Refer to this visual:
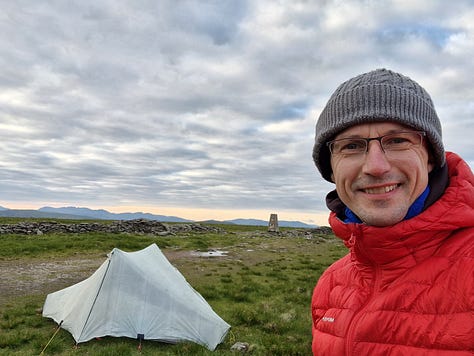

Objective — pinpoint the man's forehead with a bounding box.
[335,121,415,139]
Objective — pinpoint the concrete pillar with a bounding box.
[268,213,279,232]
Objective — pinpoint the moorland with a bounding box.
[0,218,347,355]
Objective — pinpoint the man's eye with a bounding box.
[385,136,410,145]
[339,140,365,152]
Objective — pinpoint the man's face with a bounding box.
[330,122,434,226]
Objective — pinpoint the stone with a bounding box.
[231,342,250,352]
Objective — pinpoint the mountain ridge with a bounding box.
[0,206,317,228]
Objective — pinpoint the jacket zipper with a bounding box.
[344,231,381,356]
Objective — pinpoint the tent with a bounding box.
[42,244,230,351]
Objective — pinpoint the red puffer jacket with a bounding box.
[311,152,474,355]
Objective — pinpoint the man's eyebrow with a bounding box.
[334,134,364,139]
[335,129,407,140]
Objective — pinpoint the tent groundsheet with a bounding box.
[42,243,230,351]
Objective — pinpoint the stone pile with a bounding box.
[269,226,334,238]
[308,226,334,235]
[236,226,334,239]
[0,219,224,236]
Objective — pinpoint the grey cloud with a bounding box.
[0,1,473,221]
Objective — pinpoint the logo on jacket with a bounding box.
[321,316,335,323]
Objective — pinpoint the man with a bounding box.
[311,68,474,355]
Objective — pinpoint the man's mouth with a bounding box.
[364,184,399,194]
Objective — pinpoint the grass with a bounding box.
[0,219,347,355]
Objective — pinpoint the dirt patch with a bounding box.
[0,255,105,305]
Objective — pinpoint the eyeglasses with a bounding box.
[326,131,426,156]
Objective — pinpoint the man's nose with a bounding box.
[362,140,391,176]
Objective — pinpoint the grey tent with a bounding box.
[42,244,230,351]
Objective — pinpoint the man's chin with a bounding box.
[356,209,407,227]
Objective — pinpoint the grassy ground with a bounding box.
[0,219,346,355]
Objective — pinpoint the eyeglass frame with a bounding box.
[326,131,427,156]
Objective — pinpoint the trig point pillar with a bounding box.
[268,213,279,232]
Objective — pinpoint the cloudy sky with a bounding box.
[0,1,473,225]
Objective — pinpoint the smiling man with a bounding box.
[311,69,474,355]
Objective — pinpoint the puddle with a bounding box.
[190,249,228,257]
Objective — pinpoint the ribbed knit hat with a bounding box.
[313,68,445,182]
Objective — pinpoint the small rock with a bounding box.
[231,342,250,352]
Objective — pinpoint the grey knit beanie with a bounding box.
[313,68,445,182]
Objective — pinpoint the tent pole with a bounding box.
[78,257,113,341]
[137,333,144,352]
[40,320,63,355]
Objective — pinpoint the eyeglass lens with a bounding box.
[328,132,424,155]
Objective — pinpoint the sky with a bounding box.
[0,1,473,226]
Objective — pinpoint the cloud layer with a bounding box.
[0,1,473,223]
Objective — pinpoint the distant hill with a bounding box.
[0,206,317,228]
[200,218,316,228]
[0,209,93,220]
[199,219,236,225]
[226,218,316,228]
[38,206,192,223]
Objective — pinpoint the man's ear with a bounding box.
[427,152,435,173]
[426,144,436,173]
[428,161,434,173]
[330,172,335,183]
